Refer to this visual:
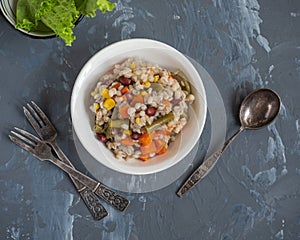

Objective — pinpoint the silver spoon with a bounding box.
[177,88,281,197]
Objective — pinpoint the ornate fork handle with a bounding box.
[94,185,129,212]
[10,127,130,212]
[79,188,108,220]
[49,139,128,212]
[47,153,130,211]
[24,104,108,219]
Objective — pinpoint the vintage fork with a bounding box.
[9,127,130,212]
[23,101,108,220]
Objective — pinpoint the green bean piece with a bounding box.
[181,110,189,121]
[145,112,175,133]
[150,83,163,92]
[110,119,130,128]
[93,124,105,134]
[172,71,191,94]
[111,107,119,120]
[105,126,112,139]
[105,121,112,139]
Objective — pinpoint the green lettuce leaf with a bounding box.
[75,0,116,17]
[16,0,115,46]
[15,0,52,32]
[40,0,79,46]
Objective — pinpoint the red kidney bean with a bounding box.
[131,132,141,140]
[145,106,157,116]
[119,76,132,86]
[97,133,108,143]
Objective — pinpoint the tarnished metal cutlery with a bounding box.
[9,101,130,219]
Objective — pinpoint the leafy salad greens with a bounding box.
[16,0,115,46]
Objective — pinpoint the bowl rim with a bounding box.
[71,38,207,175]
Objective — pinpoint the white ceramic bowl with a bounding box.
[71,39,207,175]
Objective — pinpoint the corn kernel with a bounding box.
[123,129,132,135]
[143,81,151,88]
[141,91,148,96]
[130,63,136,69]
[91,91,96,97]
[93,103,100,111]
[101,88,110,98]
[135,117,141,124]
[103,99,115,110]
[153,75,160,82]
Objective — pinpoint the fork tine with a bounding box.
[30,101,53,126]
[27,103,45,127]
[14,127,41,143]
[23,107,42,135]
[9,134,35,155]
[11,130,36,146]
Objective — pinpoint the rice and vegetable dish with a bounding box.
[90,58,195,161]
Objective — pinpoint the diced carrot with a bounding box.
[165,130,171,135]
[139,133,152,146]
[154,139,165,151]
[120,137,135,146]
[121,87,130,95]
[131,94,144,105]
[163,100,171,108]
[141,141,156,155]
[119,104,130,118]
[150,131,157,139]
[168,73,175,80]
[156,130,171,136]
[150,130,171,139]
[112,82,121,89]
[168,125,175,130]
[139,154,149,161]
[157,146,167,155]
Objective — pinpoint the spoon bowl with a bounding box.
[240,88,281,130]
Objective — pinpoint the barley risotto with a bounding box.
[90,58,195,161]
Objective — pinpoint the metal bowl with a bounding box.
[0,0,82,38]
[0,0,56,37]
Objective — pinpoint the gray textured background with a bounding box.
[1,0,300,239]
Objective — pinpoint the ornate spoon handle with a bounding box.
[177,127,243,197]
